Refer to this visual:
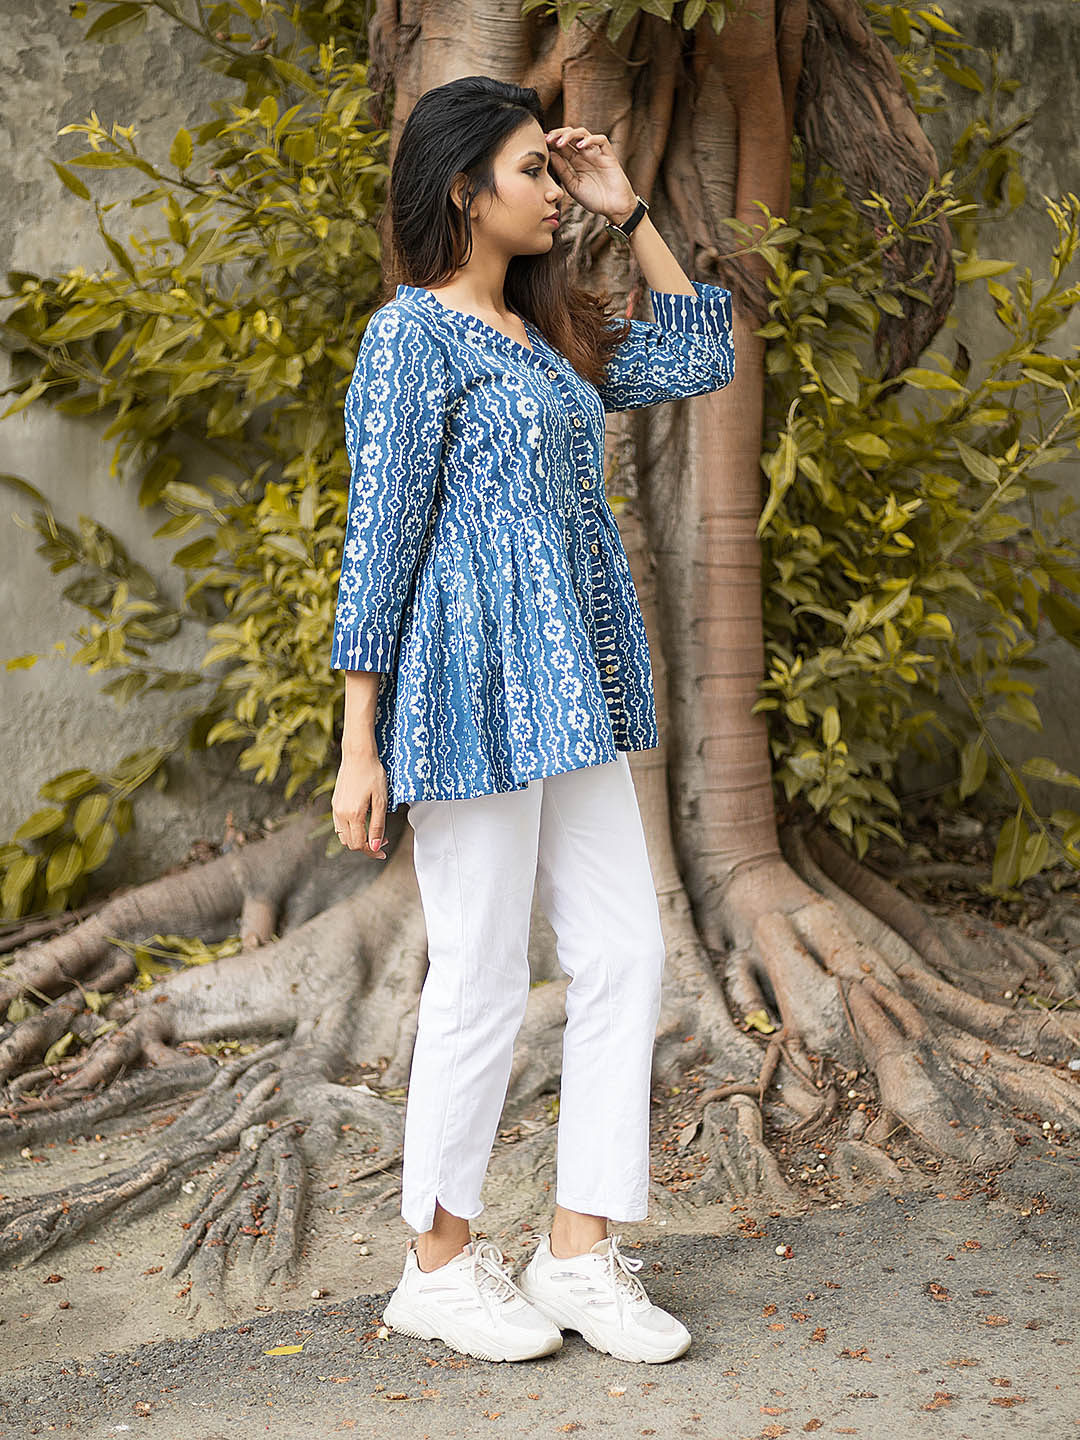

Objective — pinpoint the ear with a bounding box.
[448,172,467,214]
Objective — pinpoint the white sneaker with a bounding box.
[516,1232,691,1363]
[383,1237,563,1362]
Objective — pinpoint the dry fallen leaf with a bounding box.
[763,1303,778,1317]
[804,1424,823,1434]
[926,1282,950,1301]
[811,1327,827,1343]
[990,1396,1027,1408]
[264,1343,305,1355]
[984,1314,1010,1327]
[923,1392,954,1411]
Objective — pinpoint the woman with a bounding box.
[330,74,734,1365]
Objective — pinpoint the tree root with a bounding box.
[0,812,324,1012]
[2,799,1078,1290]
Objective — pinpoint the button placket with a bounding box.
[534,340,624,721]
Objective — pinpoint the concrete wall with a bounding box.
[906,1,1080,801]
[0,1,1077,886]
[0,4,282,888]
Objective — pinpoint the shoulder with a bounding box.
[357,299,446,363]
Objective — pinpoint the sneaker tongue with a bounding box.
[588,1237,611,1255]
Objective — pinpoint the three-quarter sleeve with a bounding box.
[330,307,447,674]
[596,279,735,413]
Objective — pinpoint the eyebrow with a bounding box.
[519,150,549,163]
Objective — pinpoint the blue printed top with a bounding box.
[330,278,735,811]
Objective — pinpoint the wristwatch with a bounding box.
[604,194,650,242]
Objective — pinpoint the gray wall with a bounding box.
[0,2,1077,887]
[911,1,1080,803]
[0,4,281,888]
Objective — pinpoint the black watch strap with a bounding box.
[604,194,650,242]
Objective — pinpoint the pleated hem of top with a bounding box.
[375,510,644,810]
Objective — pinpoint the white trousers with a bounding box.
[401,750,666,1235]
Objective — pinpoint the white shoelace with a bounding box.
[553,1233,650,1310]
[603,1233,649,1307]
[468,1239,522,1306]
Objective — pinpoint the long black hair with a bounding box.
[379,74,631,387]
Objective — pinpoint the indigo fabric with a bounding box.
[330,278,735,811]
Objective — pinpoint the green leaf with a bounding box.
[844,433,891,459]
[43,1031,77,1067]
[50,161,91,201]
[73,792,110,840]
[991,811,1026,892]
[822,705,841,747]
[169,127,193,171]
[1043,593,1080,645]
[13,807,67,842]
[954,439,999,484]
[39,768,100,803]
[45,839,84,893]
[1017,830,1050,885]
[817,355,861,405]
[897,367,967,392]
[958,736,987,799]
[743,1008,776,1035]
[954,258,1014,282]
[81,821,117,873]
[1021,756,1080,790]
[84,2,146,40]
[1,854,38,913]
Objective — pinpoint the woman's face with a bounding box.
[463,118,565,257]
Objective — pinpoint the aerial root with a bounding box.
[942,1029,1080,1131]
[0,950,135,1085]
[845,975,1016,1171]
[50,1008,182,1097]
[0,1053,217,1151]
[694,1092,796,1205]
[174,1121,307,1295]
[0,813,322,1012]
[783,826,1079,1058]
[0,1040,289,1264]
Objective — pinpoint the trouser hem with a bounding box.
[553,1190,650,1223]
[401,1192,486,1235]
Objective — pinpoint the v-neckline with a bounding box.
[397,283,540,359]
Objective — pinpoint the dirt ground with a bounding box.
[2,813,1078,1436]
[1,1105,1077,1440]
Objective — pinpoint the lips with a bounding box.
[544,214,559,225]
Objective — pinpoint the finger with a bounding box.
[336,812,365,851]
[545,125,590,147]
[368,804,388,860]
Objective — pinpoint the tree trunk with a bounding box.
[2,0,1078,1297]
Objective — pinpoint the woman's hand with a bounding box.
[332,749,388,859]
[543,126,638,224]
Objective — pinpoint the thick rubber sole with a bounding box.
[516,1276,692,1364]
[383,1291,563,1363]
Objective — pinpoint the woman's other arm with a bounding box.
[333,671,387,858]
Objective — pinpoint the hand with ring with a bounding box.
[331,750,388,859]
